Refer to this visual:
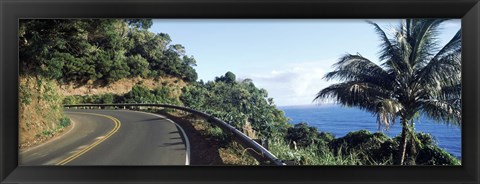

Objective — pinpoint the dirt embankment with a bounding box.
[19,76,66,149]
[58,77,186,98]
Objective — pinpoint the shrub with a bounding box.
[326,130,459,165]
[59,117,71,128]
[328,130,390,164]
[400,132,460,165]
[101,93,115,104]
[416,145,460,165]
[206,126,232,147]
[63,95,80,105]
[285,122,320,148]
[316,131,335,149]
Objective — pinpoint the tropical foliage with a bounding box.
[314,19,461,165]
[19,19,197,84]
[180,72,291,139]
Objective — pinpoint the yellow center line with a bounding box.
[56,112,121,165]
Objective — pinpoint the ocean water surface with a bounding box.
[279,104,461,158]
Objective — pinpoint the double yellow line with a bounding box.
[56,112,121,165]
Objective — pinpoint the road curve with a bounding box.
[19,109,189,165]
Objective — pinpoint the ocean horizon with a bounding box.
[278,104,461,158]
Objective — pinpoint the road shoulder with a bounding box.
[19,116,76,154]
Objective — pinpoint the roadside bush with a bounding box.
[285,122,320,148]
[120,85,179,104]
[101,93,115,104]
[206,126,232,147]
[180,84,208,110]
[63,95,80,105]
[59,117,71,128]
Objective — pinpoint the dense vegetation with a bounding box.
[20,19,197,84]
[181,72,291,139]
[277,126,459,165]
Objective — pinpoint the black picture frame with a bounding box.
[1,0,479,183]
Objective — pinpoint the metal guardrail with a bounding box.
[64,103,286,166]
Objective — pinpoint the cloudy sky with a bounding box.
[150,19,461,107]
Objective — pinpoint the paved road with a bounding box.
[19,109,189,165]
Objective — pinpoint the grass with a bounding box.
[268,138,364,165]
[39,116,72,138]
[42,129,54,136]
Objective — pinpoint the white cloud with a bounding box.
[241,60,336,106]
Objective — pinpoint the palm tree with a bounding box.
[314,19,461,165]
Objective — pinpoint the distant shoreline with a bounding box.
[278,103,340,109]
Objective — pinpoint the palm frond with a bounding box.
[415,51,461,91]
[367,21,404,72]
[440,83,461,101]
[376,99,403,130]
[324,54,394,89]
[392,25,413,74]
[314,81,391,112]
[416,28,461,89]
[432,29,461,62]
[409,19,448,69]
[420,99,461,126]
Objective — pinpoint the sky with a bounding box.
[149,19,461,107]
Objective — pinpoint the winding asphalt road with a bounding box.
[19,109,189,165]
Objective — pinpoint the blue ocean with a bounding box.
[279,104,461,158]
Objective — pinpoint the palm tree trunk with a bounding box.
[397,119,409,165]
[408,120,417,165]
[409,136,417,165]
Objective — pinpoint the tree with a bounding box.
[180,73,290,139]
[20,19,198,85]
[215,71,236,84]
[286,122,320,148]
[314,19,461,165]
[126,19,153,29]
[126,54,150,77]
